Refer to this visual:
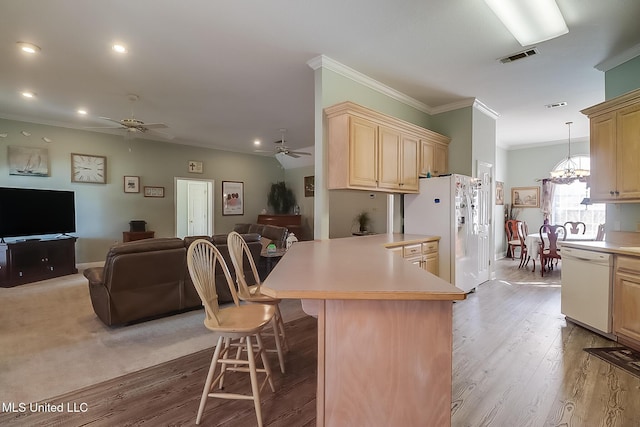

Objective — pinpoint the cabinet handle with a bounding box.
[610,191,615,195]
[615,191,620,196]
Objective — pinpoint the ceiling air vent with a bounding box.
[499,48,539,64]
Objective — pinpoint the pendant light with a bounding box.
[549,122,589,184]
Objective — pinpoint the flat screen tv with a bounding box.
[0,187,76,239]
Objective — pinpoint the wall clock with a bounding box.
[71,153,107,184]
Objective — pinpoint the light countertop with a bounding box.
[261,233,465,301]
[560,240,640,257]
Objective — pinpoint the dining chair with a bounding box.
[517,221,534,270]
[227,231,288,374]
[563,221,586,235]
[505,219,522,259]
[187,239,276,427]
[595,223,606,241]
[539,224,567,277]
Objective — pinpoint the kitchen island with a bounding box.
[261,234,465,427]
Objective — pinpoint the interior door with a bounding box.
[477,161,492,283]
[175,178,214,238]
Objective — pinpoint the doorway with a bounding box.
[477,161,493,282]
[175,178,214,238]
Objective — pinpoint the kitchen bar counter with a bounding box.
[561,240,640,257]
[262,234,465,427]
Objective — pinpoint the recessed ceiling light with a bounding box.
[112,44,127,53]
[21,91,36,98]
[77,109,88,115]
[254,139,261,146]
[17,42,41,54]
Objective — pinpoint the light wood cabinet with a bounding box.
[614,255,640,351]
[419,137,449,177]
[326,101,449,194]
[388,238,439,276]
[582,88,640,202]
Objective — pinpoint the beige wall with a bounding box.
[0,118,284,262]
[284,165,315,240]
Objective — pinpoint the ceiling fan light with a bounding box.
[484,0,568,46]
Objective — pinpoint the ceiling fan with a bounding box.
[256,129,311,158]
[86,94,174,140]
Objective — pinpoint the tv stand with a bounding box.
[0,237,78,287]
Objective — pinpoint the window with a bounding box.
[550,156,605,235]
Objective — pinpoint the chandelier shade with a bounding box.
[548,122,589,184]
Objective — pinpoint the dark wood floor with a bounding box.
[2,258,640,426]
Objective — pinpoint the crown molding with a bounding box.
[595,43,640,72]
[307,55,431,114]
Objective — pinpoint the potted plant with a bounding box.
[355,211,371,233]
[267,181,296,214]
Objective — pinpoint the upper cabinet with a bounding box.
[325,101,450,194]
[582,88,640,202]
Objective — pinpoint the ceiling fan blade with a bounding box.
[84,125,127,129]
[285,152,301,158]
[98,117,125,125]
[140,123,169,129]
[254,149,274,153]
[146,128,175,140]
[287,151,311,156]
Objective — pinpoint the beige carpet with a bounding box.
[0,266,306,403]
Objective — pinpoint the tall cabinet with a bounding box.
[326,101,449,194]
[582,88,640,202]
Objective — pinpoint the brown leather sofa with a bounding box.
[84,234,262,326]
[233,223,288,248]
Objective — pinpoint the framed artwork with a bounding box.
[188,160,203,174]
[124,176,140,193]
[144,186,165,198]
[304,175,315,197]
[8,146,49,177]
[495,181,504,205]
[222,181,244,215]
[511,186,539,208]
[71,153,107,184]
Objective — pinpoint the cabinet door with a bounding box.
[401,135,419,192]
[377,125,402,190]
[617,103,640,200]
[420,140,435,176]
[434,143,448,176]
[590,112,617,201]
[614,266,640,345]
[349,117,378,188]
[425,253,439,275]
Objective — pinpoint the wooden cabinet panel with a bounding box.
[326,101,450,194]
[377,126,402,190]
[349,116,378,188]
[419,140,435,176]
[614,256,640,350]
[582,88,640,202]
[434,143,448,176]
[393,239,439,275]
[617,103,640,200]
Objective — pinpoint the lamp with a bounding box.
[549,122,589,184]
[484,0,568,46]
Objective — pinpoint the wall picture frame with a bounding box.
[144,186,165,198]
[304,175,315,197]
[8,145,50,177]
[222,181,244,215]
[188,160,203,174]
[124,176,140,193]
[511,186,539,208]
[495,181,504,205]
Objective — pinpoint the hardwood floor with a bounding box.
[2,258,639,426]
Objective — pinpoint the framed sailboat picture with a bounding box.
[8,146,50,177]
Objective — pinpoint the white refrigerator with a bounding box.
[404,174,490,293]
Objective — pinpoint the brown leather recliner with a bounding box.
[84,238,192,326]
[233,223,288,248]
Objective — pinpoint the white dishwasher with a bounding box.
[561,246,613,337]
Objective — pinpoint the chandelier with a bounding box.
[549,121,589,184]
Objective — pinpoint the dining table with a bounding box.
[523,232,595,271]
